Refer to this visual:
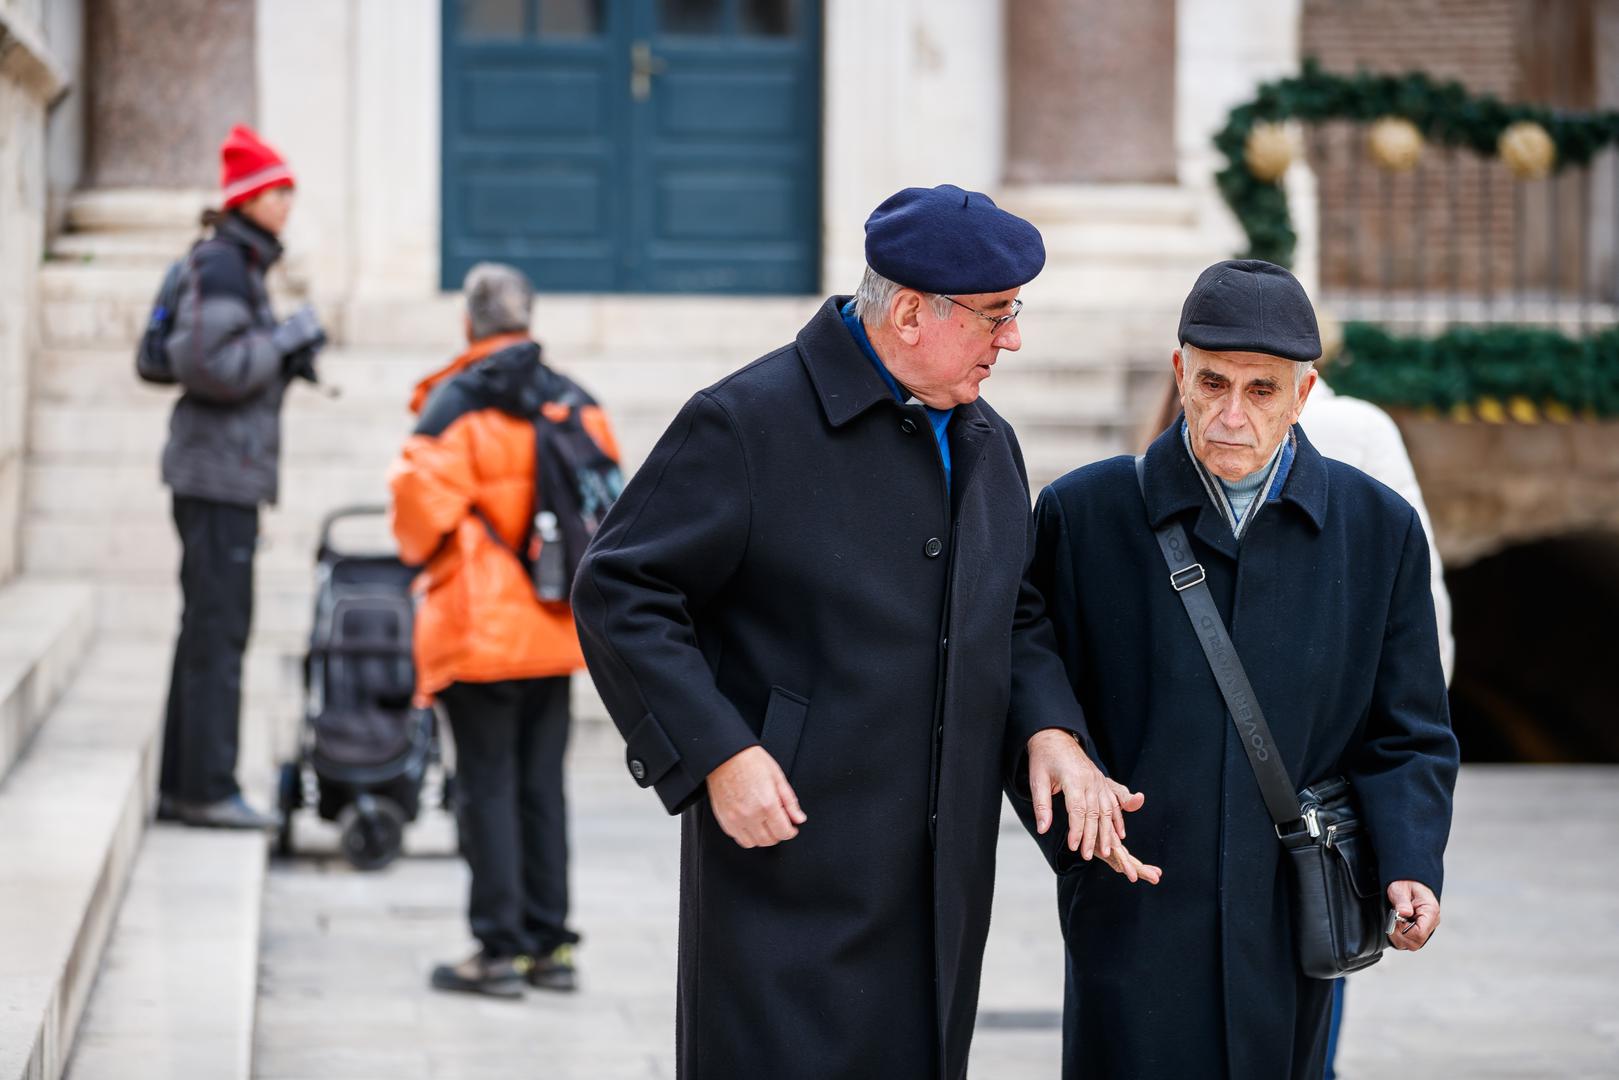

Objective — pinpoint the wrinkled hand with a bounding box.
[1387,880,1440,950]
[1028,728,1161,884]
[705,745,806,849]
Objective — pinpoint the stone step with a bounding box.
[1027,259,1222,308]
[32,345,1158,425]
[344,292,825,353]
[0,578,95,786]
[0,641,167,1080]
[64,189,211,234]
[49,231,199,266]
[62,828,265,1080]
[996,183,1204,228]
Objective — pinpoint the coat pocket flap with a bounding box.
[760,686,809,778]
[625,712,680,789]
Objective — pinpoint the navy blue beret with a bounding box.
[864,184,1046,295]
[1177,259,1321,362]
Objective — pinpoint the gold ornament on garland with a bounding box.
[1244,122,1296,183]
[1498,121,1556,179]
[1368,116,1423,172]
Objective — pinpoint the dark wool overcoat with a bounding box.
[1016,422,1460,1080]
[572,297,1081,1079]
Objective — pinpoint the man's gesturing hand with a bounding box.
[1028,728,1161,884]
[1387,880,1440,950]
[706,745,807,849]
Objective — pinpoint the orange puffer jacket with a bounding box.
[388,333,619,697]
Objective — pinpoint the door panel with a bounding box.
[442,0,819,293]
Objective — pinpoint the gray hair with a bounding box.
[853,265,954,329]
[463,262,535,340]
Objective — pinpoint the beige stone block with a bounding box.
[1392,411,1499,478]
[1494,423,1576,472]
[1569,421,1619,476]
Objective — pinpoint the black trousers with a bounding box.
[439,675,578,958]
[160,495,258,804]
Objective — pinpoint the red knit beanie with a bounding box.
[219,125,295,209]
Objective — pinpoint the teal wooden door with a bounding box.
[441,0,821,293]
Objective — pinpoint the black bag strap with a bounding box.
[1134,455,1305,829]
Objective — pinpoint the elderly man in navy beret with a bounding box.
[1017,259,1460,1079]
[573,185,1157,1078]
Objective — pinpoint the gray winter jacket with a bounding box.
[160,212,290,507]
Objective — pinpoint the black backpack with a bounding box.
[524,370,624,603]
[134,248,196,385]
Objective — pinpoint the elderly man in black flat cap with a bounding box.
[1016,259,1459,1080]
[572,184,1159,1078]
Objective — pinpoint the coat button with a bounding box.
[923,537,943,558]
[629,758,647,782]
[899,418,918,435]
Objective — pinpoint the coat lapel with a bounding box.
[1141,422,1240,562]
[795,296,898,428]
[947,401,995,516]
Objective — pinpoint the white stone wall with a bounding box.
[0,0,60,584]
[257,0,1008,311]
[252,0,1314,310]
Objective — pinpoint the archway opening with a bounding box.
[1446,530,1619,762]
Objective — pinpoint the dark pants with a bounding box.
[160,495,257,804]
[438,675,578,959]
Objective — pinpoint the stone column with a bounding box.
[821,0,1007,291]
[83,0,256,188]
[1005,0,1177,184]
[1174,0,1305,275]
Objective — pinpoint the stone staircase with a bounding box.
[2,181,1229,1077]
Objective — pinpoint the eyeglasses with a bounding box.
[940,295,1023,333]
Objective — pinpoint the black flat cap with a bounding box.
[864,184,1046,295]
[1177,259,1321,362]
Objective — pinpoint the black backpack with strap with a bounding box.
[515,364,623,603]
[134,244,200,385]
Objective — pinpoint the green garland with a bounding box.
[1324,323,1619,418]
[1216,59,1619,266]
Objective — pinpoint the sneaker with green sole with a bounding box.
[524,943,578,992]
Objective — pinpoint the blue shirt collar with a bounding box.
[840,300,954,424]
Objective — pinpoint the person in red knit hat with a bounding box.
[156,124,327,829]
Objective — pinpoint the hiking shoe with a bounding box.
[430,951,529,999]
[524,943,578,992]
[178,793,280,830]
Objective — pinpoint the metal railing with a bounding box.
[1308,121,1616,336]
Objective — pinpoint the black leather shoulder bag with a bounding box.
[1134,456,1392,979]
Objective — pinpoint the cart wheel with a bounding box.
[275,763,300,857]
[338,795,406,871]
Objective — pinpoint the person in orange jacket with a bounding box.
[389,262,618,998]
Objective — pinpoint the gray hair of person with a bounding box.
[1181,341,1317,387]
[463,262,535,340]
[853,265,955,328]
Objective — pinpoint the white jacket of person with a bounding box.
[1303,379,1455,683]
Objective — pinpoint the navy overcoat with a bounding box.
[572,297,1081,1079]
[1016,422,1459,1080]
